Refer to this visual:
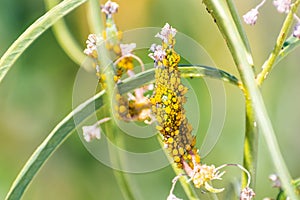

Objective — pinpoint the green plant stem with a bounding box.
[203,1,298,199]
[0,0,87,84]
[87,1,136,199]
[256,0,300,85]
[224,4,259,185]
[44,0,87,66]
[242,98,258,189]
[4,65,238,200]
[157,135,199,200]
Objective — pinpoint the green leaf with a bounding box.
[276,36,300,65]
[0,0,87,84]
[5,90,105,200]
[5,65,239,200]
[119,64,241,94]
[44,0,87,66]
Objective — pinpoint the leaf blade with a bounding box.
[5,65,239,199]
[0,0,87,83]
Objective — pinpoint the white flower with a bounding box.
[243,9,259,25]
[293,23,300,39]
[84,34,103,57]
[82,125,101,142]
[120,43,136,56]
[155,23,177,44]
[273,0,291,13]
[240,187,255,200]
[101,0,119,17]
[167,193,182,200]
[166,175,183,200]
[148,44,166,62]
[269,174,282,188]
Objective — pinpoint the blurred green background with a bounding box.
[1,0,300,199]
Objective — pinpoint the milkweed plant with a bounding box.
[1,0,300,199]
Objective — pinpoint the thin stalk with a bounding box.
[203,1,298,199]
[44,0,87,66]
[225,0,252,56]
[88,0,135,199]
[157,135,199,200]
[242,98,258,189]
[256,1,300,85]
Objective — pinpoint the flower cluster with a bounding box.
[240,187,256,200]
[83,0,152,123]
[273,0,291,13]
[150,23,197,169]
[243,0,300,39]
[83,34,103,58]
[100,0,119,18]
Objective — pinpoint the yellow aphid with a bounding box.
[172,149,178,156]
[178,147,184,155]
[165,106,171,114]
[119,105,127,113]
[167,137,174,144]
[174,156,181,163]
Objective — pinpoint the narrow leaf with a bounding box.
[0,0,87,83]
[276,36,300,65]
[5,65,239,199]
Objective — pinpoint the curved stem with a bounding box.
[0,0,87,83]
[256,0,300,85]
[203,1,298,199]
[44,0,87,66]
[157,135,199,200]
[242,98,258,189]
[87,1,136,199]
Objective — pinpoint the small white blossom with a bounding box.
[240,187,255,200]
[120,43,136,56]
[101,0,119,17]
[155,23,177,44]
[84,34,103,57]
[167,175,183,200]
[293,23,300,38]
[269,174,282,188]
[273,0,291,13]
[243,9,259,25]
[243,0,266,25]
[148,44,166,62]
[167,194,182,200]
[82,125,101,142]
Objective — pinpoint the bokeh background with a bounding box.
[1,0,300,199]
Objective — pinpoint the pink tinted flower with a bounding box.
[273,0,291,13]
[243,0,266,26]
[82,125,101,142]
[101,0,119,17]
[293,23,300,39]
[148,44,166,62]
[84,34,103,57]
[243,9,259,25]
[240,187,255,200]
[155,23,177,44]
[120,43,136,56]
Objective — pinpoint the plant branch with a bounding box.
[87,1,136,199]
[44,0,87,66]
[256,1,300,85]
[202,0,299,199]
